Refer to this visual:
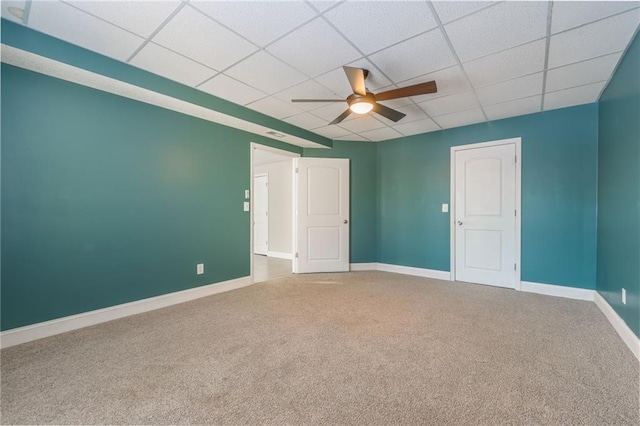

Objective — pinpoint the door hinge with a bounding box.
[515,209,517,217]
[295,253,298,258]
[515,155,517,163]
[514,263,517,271]
[295,167,299,173]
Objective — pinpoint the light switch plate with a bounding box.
[245,189,250,199]
[442,203,449,213]
[243,202,250,211]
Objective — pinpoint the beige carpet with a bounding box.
[1,271,638,425]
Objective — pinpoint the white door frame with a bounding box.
[449,137,522,290]
[249,142,300,283]
[252,173,269,255]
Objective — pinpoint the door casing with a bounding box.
[449,137,522,290]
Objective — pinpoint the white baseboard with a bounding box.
[0,276,252,349]
[350,263,378,271]
[520,281,595,301]
[267,251,292,260]
[594,292,640,361]
[376,263,451,281]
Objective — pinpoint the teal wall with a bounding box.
[597,32,640,337]
[378,104,599,289]
[1,64,301,330]
[304,141,378,263]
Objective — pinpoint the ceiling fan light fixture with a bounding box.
[349,99,374,114]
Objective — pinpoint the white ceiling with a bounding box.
[3,1,640,142]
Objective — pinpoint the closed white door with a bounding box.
[294,158,350,273]
[253,174,268,255]
[454,143,517,288]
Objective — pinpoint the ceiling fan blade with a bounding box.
[375,81,437,101]
[373,103,406,122]
[343,66,367,96]
[291,99,345,102]
[329,108,352,125]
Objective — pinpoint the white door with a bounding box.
[294,158,350,273]
[454,143,517,288]
[253,174,268,255]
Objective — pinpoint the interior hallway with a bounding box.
[253,255,292,283]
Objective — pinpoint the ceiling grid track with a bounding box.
[540,1,554,111]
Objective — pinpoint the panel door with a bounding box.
[294,158,350,273]
[454,144,516,288]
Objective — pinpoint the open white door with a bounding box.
[453,141,518,289]
[253,174,268,256]
[293,158,350,273]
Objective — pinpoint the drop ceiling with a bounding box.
[2,1,639,142]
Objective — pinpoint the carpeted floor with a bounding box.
[1,271,638,425]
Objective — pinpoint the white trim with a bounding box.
[450,137,522,290]
[0,276,252,349]
[0,45,327,149]
[594,292,640,361]
[377,263,451,280]
[520,281,595,301]
[267,251,292,260]
[350,263,378,271]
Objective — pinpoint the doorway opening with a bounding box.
[250,143,299,283]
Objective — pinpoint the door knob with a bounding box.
[457,220,463,225]
[343,219,349,224]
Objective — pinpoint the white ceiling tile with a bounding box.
[547,9,640,69]
[28,1,144,61]
[400,66,471,103]
[434,108,486,129]
[338,115,386,133]
[266,18,361,77]
[546,53,622,93]
[130,42,216,87]
[476,73,543,106]
[309,102,351,122]
[393,118,440,136]
[432,1,499,24]
[335,134,371,142]
[484,96,542,121]
[376,103,429,125]
[246,96,303,119]
[324,1,437,54]
[369,29,456,82]
[198,73,267,106]
[67,0,181,38]
[283,112,328,130]
[463,39,546,87]
[551,1,639,34]
[225,51,308,94]
[312,125,352,139]
[358,126,402,142]
[191,1,316,47]
[153,6,258,71]
[418,90,480,117]
[1,1,27,23]
[274,80,342,111]
[543,82,606,111]
[444,1,548,62]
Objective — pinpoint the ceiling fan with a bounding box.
[292,66,437,125]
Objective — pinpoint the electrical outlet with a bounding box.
[622,288,626,305]
[197,264,204,275]
[243,202,250,211]
[442,203,449,213]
